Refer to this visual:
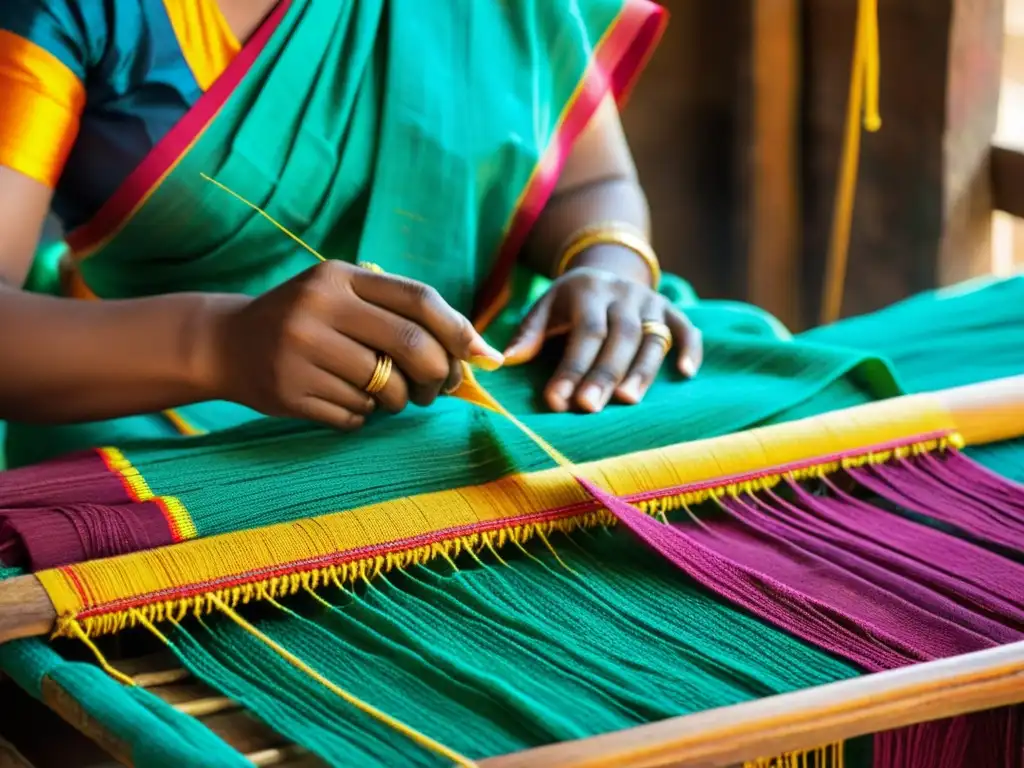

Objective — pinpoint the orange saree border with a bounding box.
[64,1,292,260]
[38,392,960,633]
[471,0,669,330]
[0,30,85,188]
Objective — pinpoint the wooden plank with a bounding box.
[0,572,54,644]
[991,142,1024,218]
[479,640,1024,768]
[0,736,35,768]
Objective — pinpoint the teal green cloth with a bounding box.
[4,276,1024,766]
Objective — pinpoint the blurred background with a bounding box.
[620,0,1018,331]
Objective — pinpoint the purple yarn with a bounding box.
[573,448,1024,768]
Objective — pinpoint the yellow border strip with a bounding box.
[40,392,958,638]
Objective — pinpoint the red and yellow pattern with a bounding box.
[42,391,961,638]
[96,447,197,542]
[0,29,84,188]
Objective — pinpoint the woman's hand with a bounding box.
[206,261,504,429]
[503,266,702,414]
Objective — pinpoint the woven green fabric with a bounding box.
[4,277,1024,766]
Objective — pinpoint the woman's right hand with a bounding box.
[206,260,504,430]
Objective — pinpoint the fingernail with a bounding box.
[618,376,642,403]
[547,380,573,411]
[502,344,528,366]
[681,356,699,379]
[469,354,503,372]
[468,337,505,365]
[579,384,606,412]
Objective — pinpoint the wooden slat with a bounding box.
[991,142,1024,219]
[0,735,35,768]
[479,640,1024,768]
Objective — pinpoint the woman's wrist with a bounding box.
[184,293,251,402]
[560,242,656,288]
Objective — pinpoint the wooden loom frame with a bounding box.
[1,374,1024,767]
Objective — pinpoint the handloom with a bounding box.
[3,315,1024,766]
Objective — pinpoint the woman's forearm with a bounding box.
[522,96,656,286]
[523,176,654,285]
[0,286,236,423]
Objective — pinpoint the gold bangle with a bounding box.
[554,224,661,288]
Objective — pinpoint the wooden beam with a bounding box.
[479,640,1024,768]
[991,142,1024,218]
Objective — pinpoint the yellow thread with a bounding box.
[63,619,136,686]
[821,0,882,324]
[199,173,328,263]
[130,609,173,646]
[208,594,477,767]
[536,529,580,576]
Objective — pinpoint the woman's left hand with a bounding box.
[502,267,702,413]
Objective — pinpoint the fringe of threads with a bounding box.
[59,434,960,640]
[744,743,846,767]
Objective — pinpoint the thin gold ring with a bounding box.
[641,320,673,355]
[365,354,393,395]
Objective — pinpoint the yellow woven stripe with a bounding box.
[99,447,197,541]
[162,497,199,541]
[39,392,958,634]
[162,408,207,437]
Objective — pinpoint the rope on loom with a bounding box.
[820,0,882,324]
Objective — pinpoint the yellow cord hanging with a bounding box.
[820,0,882,325]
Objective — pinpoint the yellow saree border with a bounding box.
[40,392,959,637]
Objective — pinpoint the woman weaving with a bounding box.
[5,1,1024,767]
[0,0,705,467]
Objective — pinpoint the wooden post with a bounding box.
[742,0,803,329]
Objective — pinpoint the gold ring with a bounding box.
[357,261,385,274]
[641,320,673,355]
[365,354,393,395]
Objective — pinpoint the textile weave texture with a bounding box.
[3,276,1024,766]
